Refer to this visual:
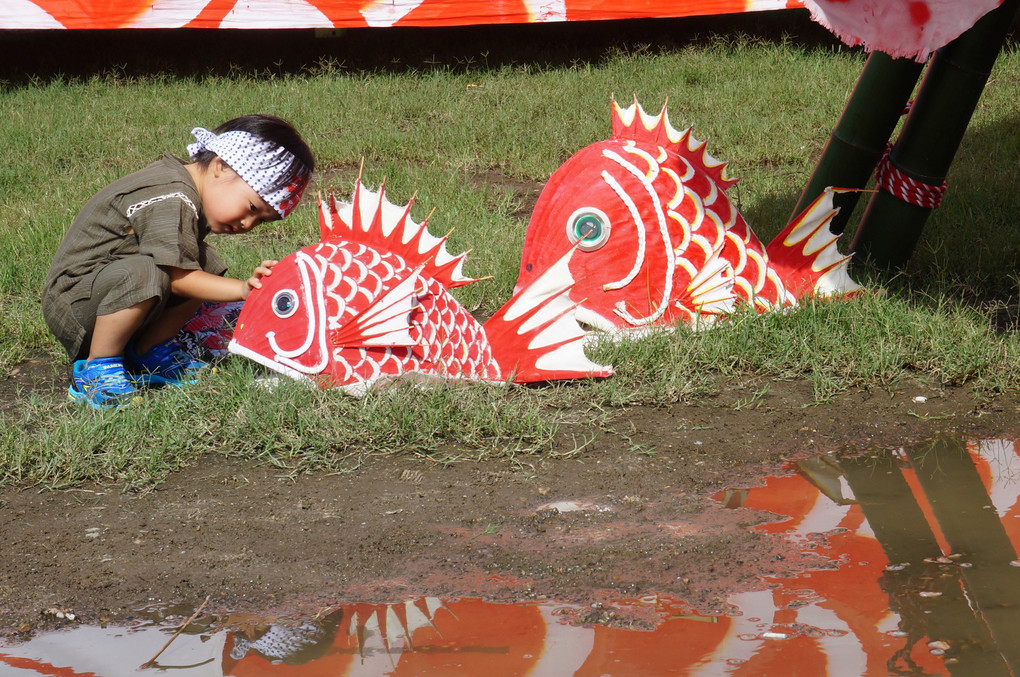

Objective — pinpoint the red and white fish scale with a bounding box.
[626,106,794,311]
[313,240,501,385]
[598,123,789,324]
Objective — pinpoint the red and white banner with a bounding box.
[1,0,801,30]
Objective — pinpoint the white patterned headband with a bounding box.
[188,127,311,218]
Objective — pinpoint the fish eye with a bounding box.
[272,290,299,318]
[566,207,611,252]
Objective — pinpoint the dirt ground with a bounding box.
[3,357,1020,637]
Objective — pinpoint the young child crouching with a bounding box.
[42,114,314,409]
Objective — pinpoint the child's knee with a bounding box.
[93,257,170,316]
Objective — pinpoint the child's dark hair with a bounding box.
[192,114,314,193]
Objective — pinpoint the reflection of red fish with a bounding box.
[221,598,548,675]
[228,178,611,394]
[514,100,861,332]
[220,596,732,676]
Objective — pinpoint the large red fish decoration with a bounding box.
[228,178,612,394]
[513,99,861,333]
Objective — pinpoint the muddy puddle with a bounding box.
[3,435,1020,676]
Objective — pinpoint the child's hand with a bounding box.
[241,259,278,299]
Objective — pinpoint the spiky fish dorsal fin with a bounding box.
[318,178,478,289]
[483,248,613,383]
[611,97,739,192]
[765,187,862,300]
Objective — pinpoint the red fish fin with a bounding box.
[764,187,862,300]
[330,265,424,349]
[611,98,738,191]
[483,249,613,383]
[319,179,477,289]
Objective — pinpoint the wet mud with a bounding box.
[3,357,1020,637]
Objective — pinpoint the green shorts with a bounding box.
[64,256,174,361]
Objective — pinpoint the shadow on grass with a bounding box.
[743,95,1020,311]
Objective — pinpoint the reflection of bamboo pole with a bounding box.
[838,453,939,561]
[789,52,924,235]
[849,0,1020,268]
[839,449,1008,676]
[906,439,1020,673]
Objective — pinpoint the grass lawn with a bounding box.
[1,14,1018,487]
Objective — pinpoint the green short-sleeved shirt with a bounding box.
[43,152,227,358]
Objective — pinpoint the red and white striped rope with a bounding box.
[875,143,947,210]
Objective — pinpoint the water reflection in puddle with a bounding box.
[3,436,1020,676]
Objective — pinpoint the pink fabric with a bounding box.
[803,0,1004,61]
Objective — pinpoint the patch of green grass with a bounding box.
[1,35,1018,487]
[583,292,1020,405]
[0,361,557,487]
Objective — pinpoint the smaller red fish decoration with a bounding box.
[514,99,861,333]
[228,177,612,394]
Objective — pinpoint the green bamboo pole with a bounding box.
[789,52,924,235]
[849,0,1020,268]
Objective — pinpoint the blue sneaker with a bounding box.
[68,357,138,410]
[126,338,207,387]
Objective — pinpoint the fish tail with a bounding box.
[483,249,613,383]
[764,187,862,300]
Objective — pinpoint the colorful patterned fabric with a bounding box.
[3,1,800,30]
[175,301,244,362]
